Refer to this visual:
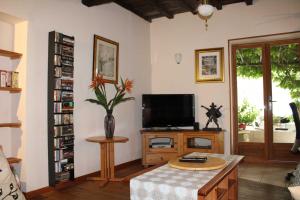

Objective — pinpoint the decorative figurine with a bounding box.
[201,102,223,131]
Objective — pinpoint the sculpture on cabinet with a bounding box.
[201,102,222,131]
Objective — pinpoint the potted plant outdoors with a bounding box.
[238,99,259,130]
[86,75,135,138]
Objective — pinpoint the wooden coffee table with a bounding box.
[86,136,129,186]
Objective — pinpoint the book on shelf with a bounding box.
[54,114,62,125]
[63,163,74,171]
[61,91,73,101]
[54,90,61,101]
[54,149,63,162]
[54,148,74,161]
[63,150,74,158]
[62,102,74,111]
[55,171,71,181]
[0,70,7,87]
[63,114,73,124]
[54,114,73,125]
[61,79,73,90]
[0,70,19,88]
[55,161,74,173]
[61,45,73,57]
[6,72,12,87]
[61,59,73,67]
[62,37,74,46]
[54,55,61,66]
[54,43,62,55]
[61,66,73,78]
[54,32,74,47]
[54,136,74,149]
[55,79,61,89]
[54,104,74,113]
[62,55,74,61]
[54,102,62,113]
[54,125,74,137]
[54,67,62,78]
[11,72,19,88]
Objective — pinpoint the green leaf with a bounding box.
[85,99,100,104]
[94,87,108,109]
[85,99,106,108]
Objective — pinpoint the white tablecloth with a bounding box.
[130,153,242,200]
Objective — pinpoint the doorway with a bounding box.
[231,38,300,162]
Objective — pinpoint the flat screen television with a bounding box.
[142,94,195,128]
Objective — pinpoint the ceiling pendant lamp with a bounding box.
[197,0,215,30]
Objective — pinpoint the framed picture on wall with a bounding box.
[93,34,119,84]
[195,47,224,83]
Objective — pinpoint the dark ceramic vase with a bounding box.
[104,110,115,138]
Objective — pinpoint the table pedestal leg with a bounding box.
[87,143,109,186]
[87,142,124,185]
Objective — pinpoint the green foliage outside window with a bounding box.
[236,44,300,106]
[238,99,259,125]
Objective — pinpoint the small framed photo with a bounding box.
[195,47,224,83]
[93,34,119,84]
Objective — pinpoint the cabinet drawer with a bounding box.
[145,153,177,164]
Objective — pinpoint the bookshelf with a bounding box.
[7,157,22,164]
[0,49,22,59]
[48,31,75,186]
[0,87,22,93]
[0,123,22,128]
[0,48,22,165]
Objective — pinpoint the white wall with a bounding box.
[1,0,299,193]
[0,20,14,50]
[0,0,151,192]
[150,0,300,154]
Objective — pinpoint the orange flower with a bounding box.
[90,74,105,89]
[124,79,133,93]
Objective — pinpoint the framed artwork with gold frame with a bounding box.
[195,47,224,83]
[93,34,119,84]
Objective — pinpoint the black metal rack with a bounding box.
[48,31,75,186]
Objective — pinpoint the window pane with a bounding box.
[236,47,264,143]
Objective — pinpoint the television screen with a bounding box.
[142,94,195,128]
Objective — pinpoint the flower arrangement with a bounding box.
[86,75,134,112]
[86,75,134,138]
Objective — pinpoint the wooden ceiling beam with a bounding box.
[81,0,254,22]
[180,0,198,15]
[114,0,152,22]
[81,0,113,7]
[216,0,223,10]
[245,0,253,5]
[147,0,174,19]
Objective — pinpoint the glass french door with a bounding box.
[233,44,267,161]
[232,39,300,161]
[269,40,300,160]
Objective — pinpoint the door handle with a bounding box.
[268,96,277,103]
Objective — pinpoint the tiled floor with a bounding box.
[239,162,296,187]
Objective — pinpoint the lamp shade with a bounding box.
[198,4,214,17]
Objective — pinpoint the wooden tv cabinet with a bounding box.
[141,130,224,167]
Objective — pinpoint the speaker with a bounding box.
[194,122,199,130]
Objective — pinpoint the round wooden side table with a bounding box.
[86,136,129,186]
